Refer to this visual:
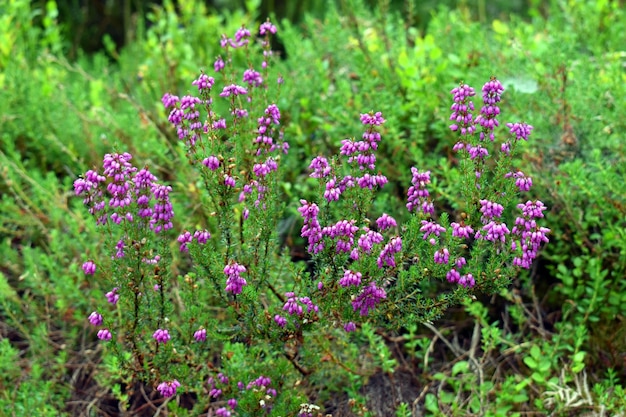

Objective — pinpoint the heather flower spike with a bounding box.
[153,328,171,344]
[224,262,247,295]
[157,380,181,398]
[449,83,476,137]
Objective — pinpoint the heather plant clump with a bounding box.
[73,19,549,414]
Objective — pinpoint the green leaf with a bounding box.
[572,351,586,363]
[439,390,454,404]
[530,344,541,358]
[523,356,537,369]
[452,360,469,376]
[492,19,509,35]
[424,393,439,413]
[531,372,545,383]
[0,272,19,301]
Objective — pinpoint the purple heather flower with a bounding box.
[376,213,397,230]
[360,111,386,126]
[475,78,503,141]
[234,26,251,44]
[434,248,450,264]
[202,156,220,170]
[261,59,270,70]
[177,231,193,252]
[224,175,236,187]
[283,292,303,316]
[88,311,103,326]
[308,156,332,178]
[407,168,434,214]
[299,297,319,314]
[456,257,467,268]
[220,34,229,48]
[298,200,320,220]
[356,173,388,189]
[459,274,475,288]
[468,144,489,160]
[97,329,112,341]
[213,118,227,129]
[479,199,505,220]
[103,153,135,209]
[476,221,511,242]
[114,239,125,258]
[248,375,271,389]
[339,270,362,287]
[324,177,342,202]
[449,83,476,136]
[194,230,211,244]
[451,221,474,239]
[218,373,229,384]
[220,84,248,97]
[344,322,357,332]
[506,171,533,192]
[105,287,119,305]
[274,314,287,328]
[501,141,512,155]
[179,95,201,110]
[110,212,132,225]
[168,108,184,126]
[453,141,467,152]
[377,236,402,268]
[323,219,358,253]
[243,69,263,87]
[224,262,247,295]
[253,158,278,178]
[259,20,277,35]
[150,184,174,233]
[191,73,215,92]
[134,168,157,190]
[161,93,180,109]
[323,219,357,239]
[216,408,231,417]
[507,122,533,141]
[73,170,105,198]
[352,282,386,316]
[228,398,238,409]
[299,200,324,254]
[194,328,207,342]
[517,200,547,218]
[420,220,446,241]
[357,229,384,254]
[210,388,222,398]
[157,380,181,398]
[446,268,461,284]
[82,261,96,275]
[232,108,248,118]
[340,139,358,157]
[510,200,550,268]
[153,329,171,344]
[214,56,225,72]
[264,104,281,125]
[356,153,377,170]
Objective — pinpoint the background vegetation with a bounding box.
[0,0,624,415]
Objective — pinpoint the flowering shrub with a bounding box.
[73,19,549,414]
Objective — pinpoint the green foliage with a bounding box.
[277,0,446,208]
[1,0,626,415]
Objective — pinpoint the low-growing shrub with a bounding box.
[73,18,550,414]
